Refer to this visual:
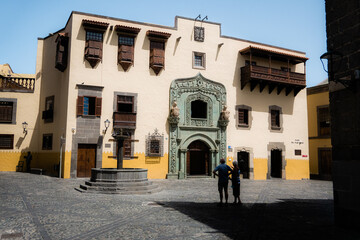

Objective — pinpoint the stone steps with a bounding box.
[76,180,160,194]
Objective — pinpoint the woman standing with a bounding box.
[231,160,242,204]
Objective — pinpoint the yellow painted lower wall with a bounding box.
[253,158,268,180]
[285,159,310,180]
[0,151,27,171]
[102,152,169,179]
[62,151,71,179]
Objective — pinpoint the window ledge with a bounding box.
[238,124,249,128]
[193,66,205,70]
[271,126,282,131]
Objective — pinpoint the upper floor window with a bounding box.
[55,33,69,72]
[236,105,252,129]
[0,99,16,124]
[42,134,53,150]
[0,101,14,123]
[271,110,280,128]
[42,96,54,123]
[269,105,282,131]
[318,105,330,136]
[117,95,134,113]
[77,96,102,117]
[191,100,207,119]
[193,52,206,69]
[82,19,109,68]
[115,25,141,71]
[238,109,249,126]
[0,134,13,149]
[147,30,171,75]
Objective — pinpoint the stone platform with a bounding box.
[76,168,160,194]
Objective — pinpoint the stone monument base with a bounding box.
[76,168,160,194]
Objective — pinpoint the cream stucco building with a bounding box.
[1,11,310,180]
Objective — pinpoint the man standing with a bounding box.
[213,158,232,205]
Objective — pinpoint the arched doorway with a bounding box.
[187,140,210,176]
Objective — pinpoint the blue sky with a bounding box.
[0,0,327,87]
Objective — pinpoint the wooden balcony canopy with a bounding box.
[240,46,308,65]
[240,46,308,96]
[146,30,171,41]
[115,25,141,36]
[82,19,109,31]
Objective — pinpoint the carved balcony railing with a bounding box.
[241,65,306,96]
[113,112,137,129]
[0,77,35,92]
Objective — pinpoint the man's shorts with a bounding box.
[218,181,228,192]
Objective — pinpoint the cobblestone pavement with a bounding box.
[0,172,359,240]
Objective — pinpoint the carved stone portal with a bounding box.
[167,73,227,179]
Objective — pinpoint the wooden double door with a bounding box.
[77,144,96,178]
[186,140,210,176]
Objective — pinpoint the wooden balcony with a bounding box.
[241,65,306,96]
[113,112,136,129]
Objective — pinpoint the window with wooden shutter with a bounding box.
[318,105,330,136]
[0,101,13,123]
[116,130,133,158]
[77,96,101,117]
[238,109,249,126]
[55,33,68,72]
[147,30,171,75]
[42,96,54,123]
[42,134,53,150]
[77,96,84,116]
[95,97,102,116]
[269,106,282,131]
[271,110,280,127]
[84,31,104,68]
[236,105,252,129]
[0,134,14,149]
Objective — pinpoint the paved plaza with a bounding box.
[0,172,359,240]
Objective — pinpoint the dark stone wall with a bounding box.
[325,0,360,229]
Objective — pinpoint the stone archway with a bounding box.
[187,140,210,176]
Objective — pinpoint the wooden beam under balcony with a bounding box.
[241,65,306,96]
[113,112,137,129]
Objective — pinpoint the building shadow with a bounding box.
[156,199,360,240]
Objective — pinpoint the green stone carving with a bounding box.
[167,74,228,179]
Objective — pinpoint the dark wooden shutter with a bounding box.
[238,109,245,124]
[0,103,13,122]
[271,110,280,127]
[271,110,276,127]
[119,45,134,62]
[77,96,84,116]
[95,97,102,116]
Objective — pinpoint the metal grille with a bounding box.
[86,31,103,41]
[0,134,13,149]
[119,36,134,46]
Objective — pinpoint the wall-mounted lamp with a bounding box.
[320,50,356,89]
[71,128,76,134]
[103,119,110,134]
[22,122,28,134]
